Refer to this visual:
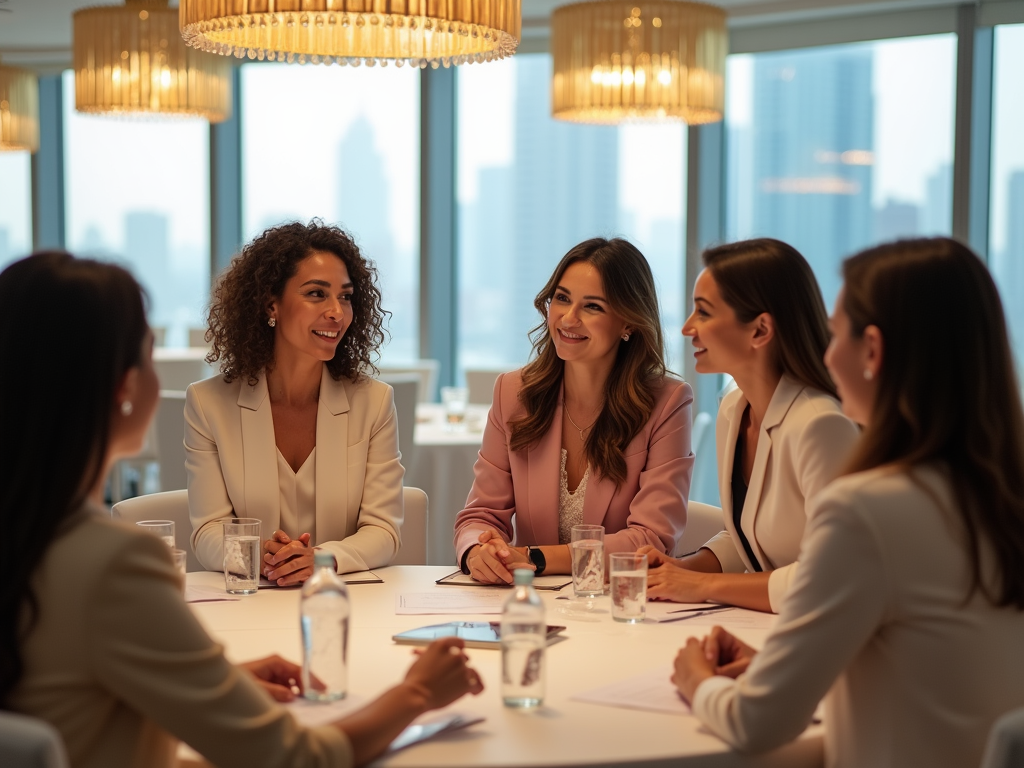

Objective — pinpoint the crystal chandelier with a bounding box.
[73,0,232,121]
[0,59,39,152]
[178,0,521,68]
[551,0,726,124]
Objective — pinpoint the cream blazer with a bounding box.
[185,368,404,573]
[9,506,351,768]
[693,465,1024,768]
[702,375,859,611]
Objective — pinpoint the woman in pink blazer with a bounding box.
[453,238,694,584]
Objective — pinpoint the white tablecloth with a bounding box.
[182,567,823,768]
[407,404,489,566]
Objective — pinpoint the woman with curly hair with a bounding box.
[186,220,403,583]
[453,237,694,584]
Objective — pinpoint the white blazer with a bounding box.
[185,368,404,573]
[702,375,859,611]
[693,465,1024,767]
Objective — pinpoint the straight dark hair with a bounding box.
[509,238,667,487]
[842,237,1024,609]
[0,252,148,705]
[703,238,837,398]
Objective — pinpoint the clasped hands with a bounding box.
[262,530,315,586]
[466,529,536,585]
[671,626,758,703]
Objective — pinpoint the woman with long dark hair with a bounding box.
[453,237,693,583]
[640,239,860,612]
[672,238,1024,767]
[1,252,482,768]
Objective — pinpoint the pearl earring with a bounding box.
[121,401,133,416]
[268,317,276,328]
[621,333,630,342]
[863,369,873,381]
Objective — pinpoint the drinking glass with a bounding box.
[570,524,605,598]
[136,520,175,549]
[441,386,469,431]
[610,553,648,623]
[171,549,188,585]
[223,518,261,595]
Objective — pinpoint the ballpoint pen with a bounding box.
[666,604,734,615]
[661,607,736,623]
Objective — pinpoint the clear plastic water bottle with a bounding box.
[501,568,546,708]
[301,551,350,701]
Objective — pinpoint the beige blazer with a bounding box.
[185,368,404,573]
[702,375,859,611]
[693,465,1024,768]
[9,506,351,768]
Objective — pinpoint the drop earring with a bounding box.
[121,401,133,416]
[268,317,276,327]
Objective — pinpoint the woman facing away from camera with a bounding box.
[187,220,404,585]
[453,237,694,584]
[0,252,482,768]
[673,238,1024,767]
[640,239,860,612]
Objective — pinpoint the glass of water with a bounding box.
[441,386,469,431]
[570,524,605,598]
[609,552,648,623]
[223,517,261,595]
[136,520,175,549]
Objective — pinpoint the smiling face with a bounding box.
[269,250,353,364]
[546,260,629,367]
[824,286,879,425]
[681,269,759,376]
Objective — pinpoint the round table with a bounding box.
[183,567,823,768]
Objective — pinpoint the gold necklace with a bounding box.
[563,401,598,442]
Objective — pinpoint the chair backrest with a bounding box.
[980,707,1024,768]
[155,390,188,491]
[674,501,725,558]
[111,489,202,572]
[377,374,419,475]
[153,350,213,391]
[188,327,210,348]
[377,359,440,403]
[0,711,69,768]
[465,368,507,406]
[392,487,428,566]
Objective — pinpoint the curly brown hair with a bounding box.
[206,220,388,385]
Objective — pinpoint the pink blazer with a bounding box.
[453,369,694,564]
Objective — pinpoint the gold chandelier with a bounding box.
[178,0,521,67]
[73,0,232,121]
[0,60,39,153]
[551,0,726,124]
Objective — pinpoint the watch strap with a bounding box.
[527,545,546,576]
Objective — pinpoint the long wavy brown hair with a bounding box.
[207,220,387,385]
[841,237,1024,609]
[703,238,837,398]
[508,238,668,487]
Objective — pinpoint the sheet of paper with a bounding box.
[572,667,691,715]
[436,570,572,591]
[184,584,241,603]
[259,570,383,589]
[396,590,508,614]
[644,602,726,622]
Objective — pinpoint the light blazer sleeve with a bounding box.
[602,379,693,556]
[90,533,353,768]
[692,486,887,753]
[765,408,862,611]
[315,384,403,573]
[453,373,516,564]
[184,382,234,571]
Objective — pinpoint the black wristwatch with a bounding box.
[526,545,546,576]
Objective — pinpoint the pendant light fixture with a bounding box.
[0,59,39,152]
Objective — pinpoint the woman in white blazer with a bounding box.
[672,237,1024,768]
[640,239,859,612]
[187,221,403,584]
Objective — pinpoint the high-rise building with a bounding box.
[874,199,920,243]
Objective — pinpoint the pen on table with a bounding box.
[660,607,737,623]
[666,604,734,615]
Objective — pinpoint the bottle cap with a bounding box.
[314,550,335,569]
[513,568,534,586]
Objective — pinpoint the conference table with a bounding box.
[181,567,824,768]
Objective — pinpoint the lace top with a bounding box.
[558,448,590,544]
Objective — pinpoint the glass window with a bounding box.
[457,54,687,379]
[726,35,956,307]
[989,24,1024,373]
[0,152,32,270]
[62,70,211,347]
[241,64,421,364]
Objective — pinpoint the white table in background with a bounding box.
[408,404,489,566]
[183,567,823,768]
[154,347,215,390]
